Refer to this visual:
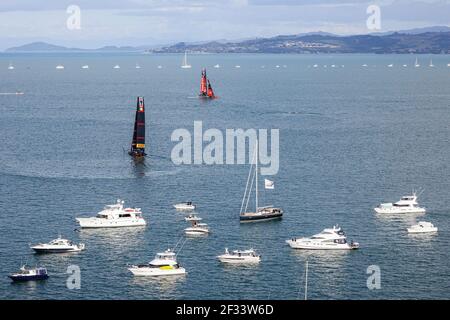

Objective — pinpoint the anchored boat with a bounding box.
[128,97,147,158]
[239,140,283,223]
[286,225,359,250]
[9,266,49,282]
[199,68,216,99]
[217,248,261,264]
[30,235,85,253]
[128,249,186,277]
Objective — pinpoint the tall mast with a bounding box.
[255,139,258,211]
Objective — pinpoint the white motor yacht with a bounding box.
[31,235,85,253]
[407,221,438,234]
[217,248,261,264]
[128,249,186,277]
[184,213,202,222]
[174,202,196,211]
[374,193,426,214]
[76,199,146,228]
[185,222,210,236]
[286,225,359,250]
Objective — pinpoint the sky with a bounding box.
[0,0,449,50]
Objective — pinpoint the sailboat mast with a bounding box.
[255,139,259,211]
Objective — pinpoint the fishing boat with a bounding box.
[184,213,202,222]
[174,202,196,211]
[181,51,191,69]
[9,266,49,282]
[217,248,261,264]
[30,235,85,253]
[199,68,216,99]
[407,221,438,234]
[185,221,210,236]
[239,140,283,223]
[128,97,146,158]
[128,249,186,277]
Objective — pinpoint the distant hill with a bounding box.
[6,27,450,54]
[153,31,450,54]
[5,42,144,53]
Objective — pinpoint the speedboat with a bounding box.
[81,65,89,69]
[9,266,49,282]
[407,221,438,234]
[388,64,393,67]
[128,249,186,277]
[174,202,196,211]
[113,65,120,69]
[217,248,261,264]
[185,222,209,236]
[184,213,202,222]
[30,235,85,253]
[76,199,146,228]
[286,225,359,250]
[56,65,64,69]
[374,193,426,214]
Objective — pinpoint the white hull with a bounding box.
[32,246,84,253]
[407,227,437,234]
[174,205,195,211]
[286,239,357,250]
[217,256,260,264]
[128,267,186,277]
[374,207,426,214]
[76,217,146,228]
[185,230,209,236]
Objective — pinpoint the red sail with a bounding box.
[200,69,207,95]
[207,80,215,98]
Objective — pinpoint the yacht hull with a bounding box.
[128,267,186,277]
[217,257,260,264]
[239,212,283,223]
[32,247,82,254]
[374,208,426,214]
[9,274,49,282]
[286,240,358,250]
[76,218,146,228]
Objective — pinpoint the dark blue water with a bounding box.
[1,53,449,299]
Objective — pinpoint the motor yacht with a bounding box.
[217,248,261,264]
[185,222,209,236]
[174,202,196,211]
[56,65,64,69]
[286,225,359,250]
[407,221,438,234]
[31,235,85,253]
[76,199,146,228]
[374,193,426,214]
[9,266,49,282]
[128,249,186,277]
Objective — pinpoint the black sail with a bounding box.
[129,97,146,157]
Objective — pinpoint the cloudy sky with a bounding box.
[0,0,448,49]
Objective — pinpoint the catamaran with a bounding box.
[128,97,146,158]
[199,68,216,99]
[239,140,283,223]
[181,51,192,69]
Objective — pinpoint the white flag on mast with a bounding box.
[264,179,274,189]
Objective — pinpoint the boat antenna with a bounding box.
[175,238,188,257]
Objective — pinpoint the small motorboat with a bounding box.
[56,65,64,70]
[8,63,14,70]
[407,221,438,234]
[185,222,209,236]
[184,213,202,222]
[128,249,186,277]
[113,65,120,69]
[174,202,196,211]
[30,235,85,253]
[213,64,220,68]
[81,65,89,69]
[9,266,49,282]
[217,248,261,264]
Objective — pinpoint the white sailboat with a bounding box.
[8,63,14,70]
[181,51,192,69]
[239,140,283,223]
[429,59,434,67]
[414,57,420,67]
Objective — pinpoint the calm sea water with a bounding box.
[0,53,449,300]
